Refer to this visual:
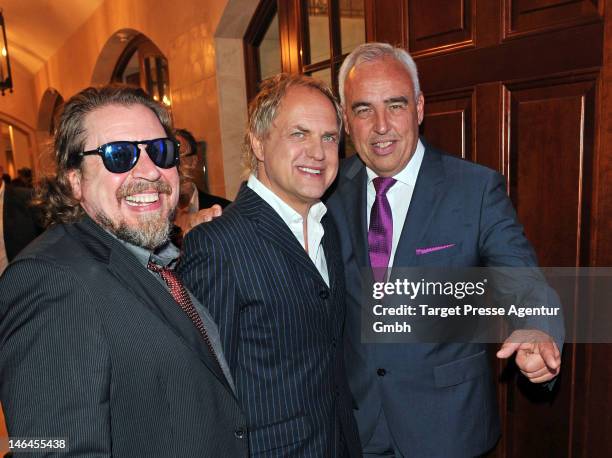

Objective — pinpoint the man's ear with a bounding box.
[67,169,82,200]
[416,93,425,125]
[250,132,264,162]
[343,109,351,137]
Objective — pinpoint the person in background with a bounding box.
[175,128,231,209]
[0,165,10,185]
[11,168,33,188]
[173,128,230,238]
[0,176,41,276]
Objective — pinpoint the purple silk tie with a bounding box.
[368,176,397,282]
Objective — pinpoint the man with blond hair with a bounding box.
[180,73,361,457]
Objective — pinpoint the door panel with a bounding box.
[408,0,474,55]
[504,0,601,38]
[421,89,473,160]
[507,76,596,267]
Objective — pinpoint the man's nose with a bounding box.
[374,110,389,135]
[131,145,162,180]
[306,140,326,160]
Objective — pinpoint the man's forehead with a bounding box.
[345,60,413,102]
[347,57,411,84]
[83,104,165,146]
[274,88,335,120]
[282,86,330,108]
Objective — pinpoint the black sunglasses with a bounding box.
[80,138,180,174]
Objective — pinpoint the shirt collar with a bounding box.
[110,230,180,269]
[366,138,425,186]
[247,174,327,225]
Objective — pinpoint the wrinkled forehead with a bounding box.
[83,104,166,150]
[345,58,415,101]
[259,86,334,132]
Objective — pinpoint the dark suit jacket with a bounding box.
[0,216,248,457]
[2,185,41,262]
[198,189,231,209]
[326,143,564,458]
[180,186,361,457]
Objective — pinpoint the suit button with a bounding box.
[234,427,247,439]
[377,368,386,377]
[332,338,337,348]
[319,290,329,299]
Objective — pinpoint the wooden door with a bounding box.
[364,0,612,456]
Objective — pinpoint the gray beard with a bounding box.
[96,209,174,250]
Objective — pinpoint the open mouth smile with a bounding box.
[124,193,161,207]
[297,166,322,175]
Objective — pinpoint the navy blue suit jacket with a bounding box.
[326,143,563,458]
[180,186,361,457]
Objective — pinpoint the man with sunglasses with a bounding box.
[0,85,248,457]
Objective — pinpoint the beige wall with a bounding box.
[0,59,38,130]
[0,59,40,176]
[31,0,231,196]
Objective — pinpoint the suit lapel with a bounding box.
[392,146,446,272]
[321,216,337,293]
[322,215,347,326]
[69,217,232,393]
[236,186,326,286]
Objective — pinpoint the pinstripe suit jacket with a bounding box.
[179,186,361,457]
[0,216,249,457]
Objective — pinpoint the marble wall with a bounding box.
[28,0,234,196]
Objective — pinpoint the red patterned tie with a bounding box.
[147,260,221,369]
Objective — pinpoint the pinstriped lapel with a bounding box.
[321,215,340,293]
[235,185,328,286]
[321,215,342,324]
[70,217,233,395]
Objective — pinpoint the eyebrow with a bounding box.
[351,101,371,111]
[385,96,409,105]
[351,96,410,111]
[293,125,338,136]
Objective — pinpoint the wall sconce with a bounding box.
[0,10,13,96]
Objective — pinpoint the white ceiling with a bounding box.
[1,0,105,73]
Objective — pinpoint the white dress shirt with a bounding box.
[366,139,425,269]
[247,174,330,286]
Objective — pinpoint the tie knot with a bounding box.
[147,260,166,274]
[373,176,396,196]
